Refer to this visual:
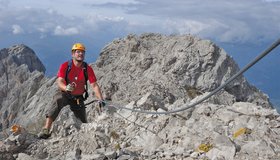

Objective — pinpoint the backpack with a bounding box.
[65,60,89,100]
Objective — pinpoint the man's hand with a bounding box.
[66,84,75,92]
[97,100,106,113]
[98,100,106,108]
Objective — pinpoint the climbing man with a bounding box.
[38,43,105,139]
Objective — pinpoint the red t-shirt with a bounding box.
[57,60,97,95]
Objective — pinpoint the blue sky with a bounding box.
[0,0,280,108]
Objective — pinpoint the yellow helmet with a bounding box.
[71,43,86,52]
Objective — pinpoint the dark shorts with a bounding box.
[46,91,87,123]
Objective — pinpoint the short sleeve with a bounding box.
[57,61,68,78]
[87,65,97,84]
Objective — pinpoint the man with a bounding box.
[38,43,105,139]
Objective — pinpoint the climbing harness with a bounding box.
[104,38,280,115]
[67,95,85,110]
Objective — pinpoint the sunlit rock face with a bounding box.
[1,34,279,160]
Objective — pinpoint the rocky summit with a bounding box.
[0,34,280,160]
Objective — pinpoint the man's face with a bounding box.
[72,49,85,62]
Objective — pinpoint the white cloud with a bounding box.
[164,19,210,35]
[0,0,280,44]
[101,15,124,22]
[119,0,280,43]
[218,23,252,43]
[53,25,79,36]
[12,24,24,34]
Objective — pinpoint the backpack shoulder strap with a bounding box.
[82,62,88,81]
[65,60,72,85]
[82,61,89,100]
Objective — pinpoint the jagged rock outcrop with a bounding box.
[0,34,279,160]
[0,44,48,134]
[95,33,271,108]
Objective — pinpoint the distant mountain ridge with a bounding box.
[0,44,45,73]
[0,44,48,134]
[0,34,279,159]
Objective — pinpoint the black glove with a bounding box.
[98,100,106,108]
[97,100,106,113]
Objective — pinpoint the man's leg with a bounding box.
[72,104,87,123]
[44,117,53,129]
[39,92,69,138]
[38,117,53,139]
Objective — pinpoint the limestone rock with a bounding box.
[0,34,279,159]
[0,44,48,139]
[94,33,271,109]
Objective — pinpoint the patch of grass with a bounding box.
[186,86,203,99]
[110,130,120,140]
